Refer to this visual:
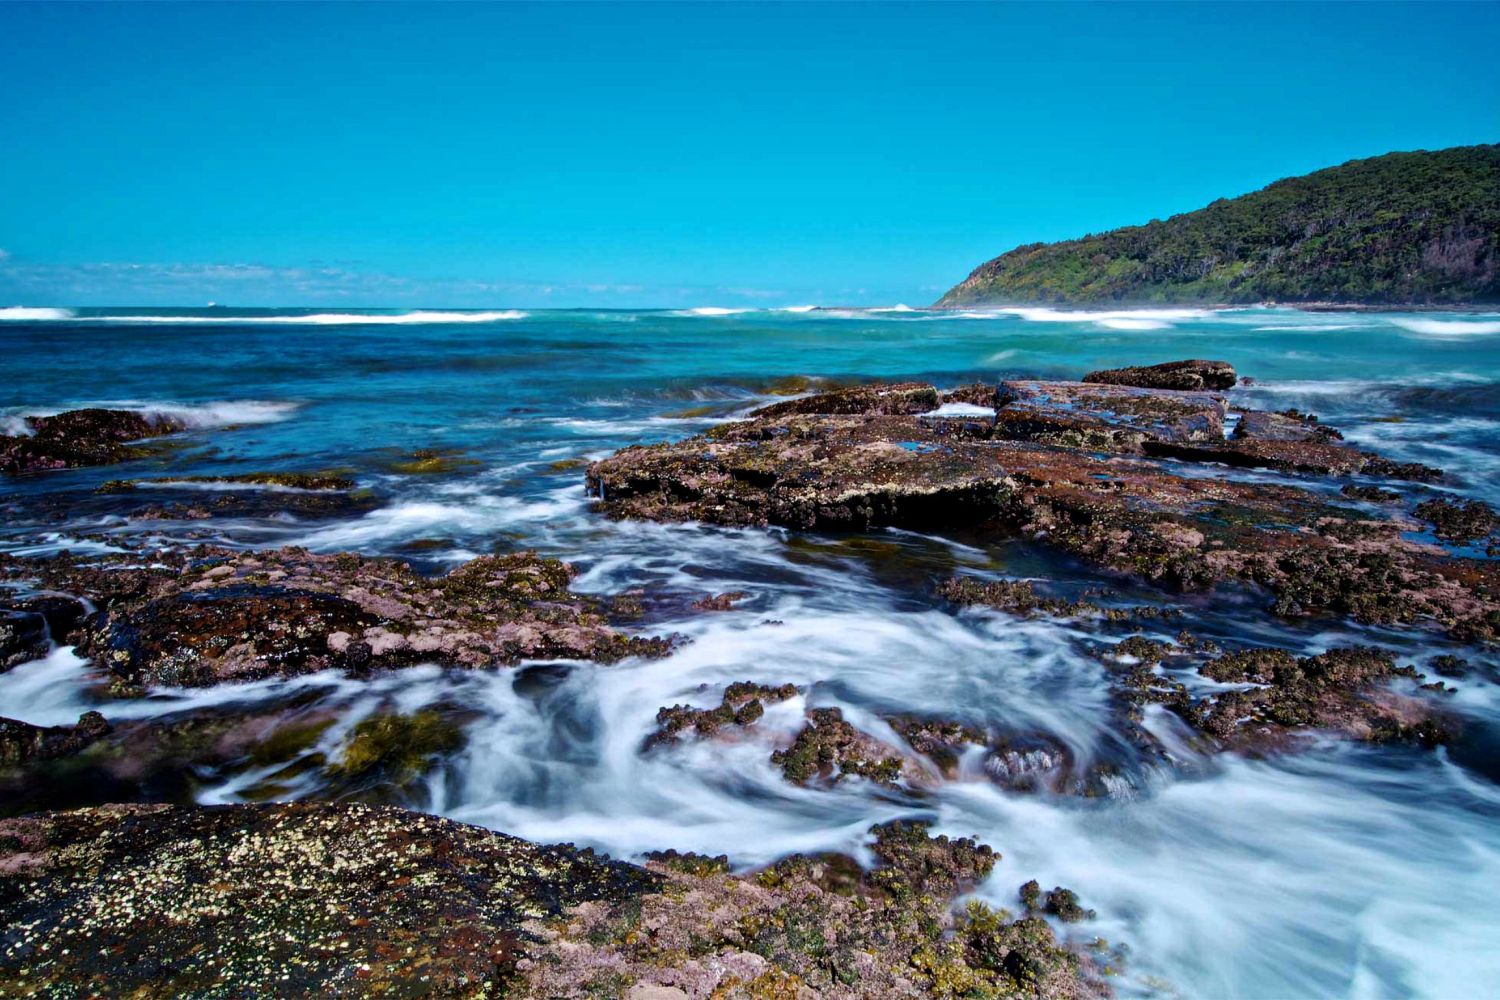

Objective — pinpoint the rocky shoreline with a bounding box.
[1,359,1496,996]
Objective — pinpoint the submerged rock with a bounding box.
[0,712,110,767]
[1082,358,1238,391]
[0,546,673,690]
[0,408,187,475]
[324,708,467,799]
[0,801,659,997]
[102,471,358,491]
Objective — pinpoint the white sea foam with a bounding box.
[1253,324,1362,332]
[85,310,527,325]
[0,306,76,321]
[923,402,997,418]
[1388,317,1500,337]
[680,307,755,316]
[1096,317,1171,330]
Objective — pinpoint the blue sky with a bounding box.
[1,2,1496,308]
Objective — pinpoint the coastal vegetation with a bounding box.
[937,144,1500,306]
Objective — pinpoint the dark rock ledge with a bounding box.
[0,545,673,690]
[0,408,188,475]
[0,803,1107,999]
[587,366,1497,641]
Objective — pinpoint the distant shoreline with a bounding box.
[926,300,1500,314]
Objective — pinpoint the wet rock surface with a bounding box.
[0,408,187,475]
[0,712,110,767]
[516,820,1104,1000]
[0,801,660,998]
[994,379,1228,451]
[1082,359,1238,391]
[772,707,911,786]
[646,681,798,749]
[587,376,1499,641]
[0,545,672,690]
[0,804,1103,1000]
[1106,637,1454,750]
[749,381,941,419]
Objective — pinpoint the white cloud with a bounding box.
[0,257,897,307]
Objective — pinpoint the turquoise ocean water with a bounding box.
[2,303,1499,998]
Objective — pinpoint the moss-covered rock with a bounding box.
[771,708,908,787]
[646,681,798,749]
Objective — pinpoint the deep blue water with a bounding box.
[2,304,1499,998]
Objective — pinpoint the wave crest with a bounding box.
[0,307,76,321]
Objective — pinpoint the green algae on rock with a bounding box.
[0,801,660,998]
[325,707,467,799]
[772,707,909,787]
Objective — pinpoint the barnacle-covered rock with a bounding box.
[0,801,660,997]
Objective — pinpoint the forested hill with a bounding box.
[936,144,1500,307]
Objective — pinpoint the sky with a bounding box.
[1,2,1497,308]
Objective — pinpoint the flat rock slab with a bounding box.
[0,801,659,997]
[0,546,673,690]
[588,384,1498,639]
[996,379,1227,449]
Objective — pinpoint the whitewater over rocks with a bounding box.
[2,306,1499,999]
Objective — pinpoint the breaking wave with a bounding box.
[1388,317,1500,337]
[87,310,528,325]
[0,306,76,321]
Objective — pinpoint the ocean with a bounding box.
[2,303,1499,998]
